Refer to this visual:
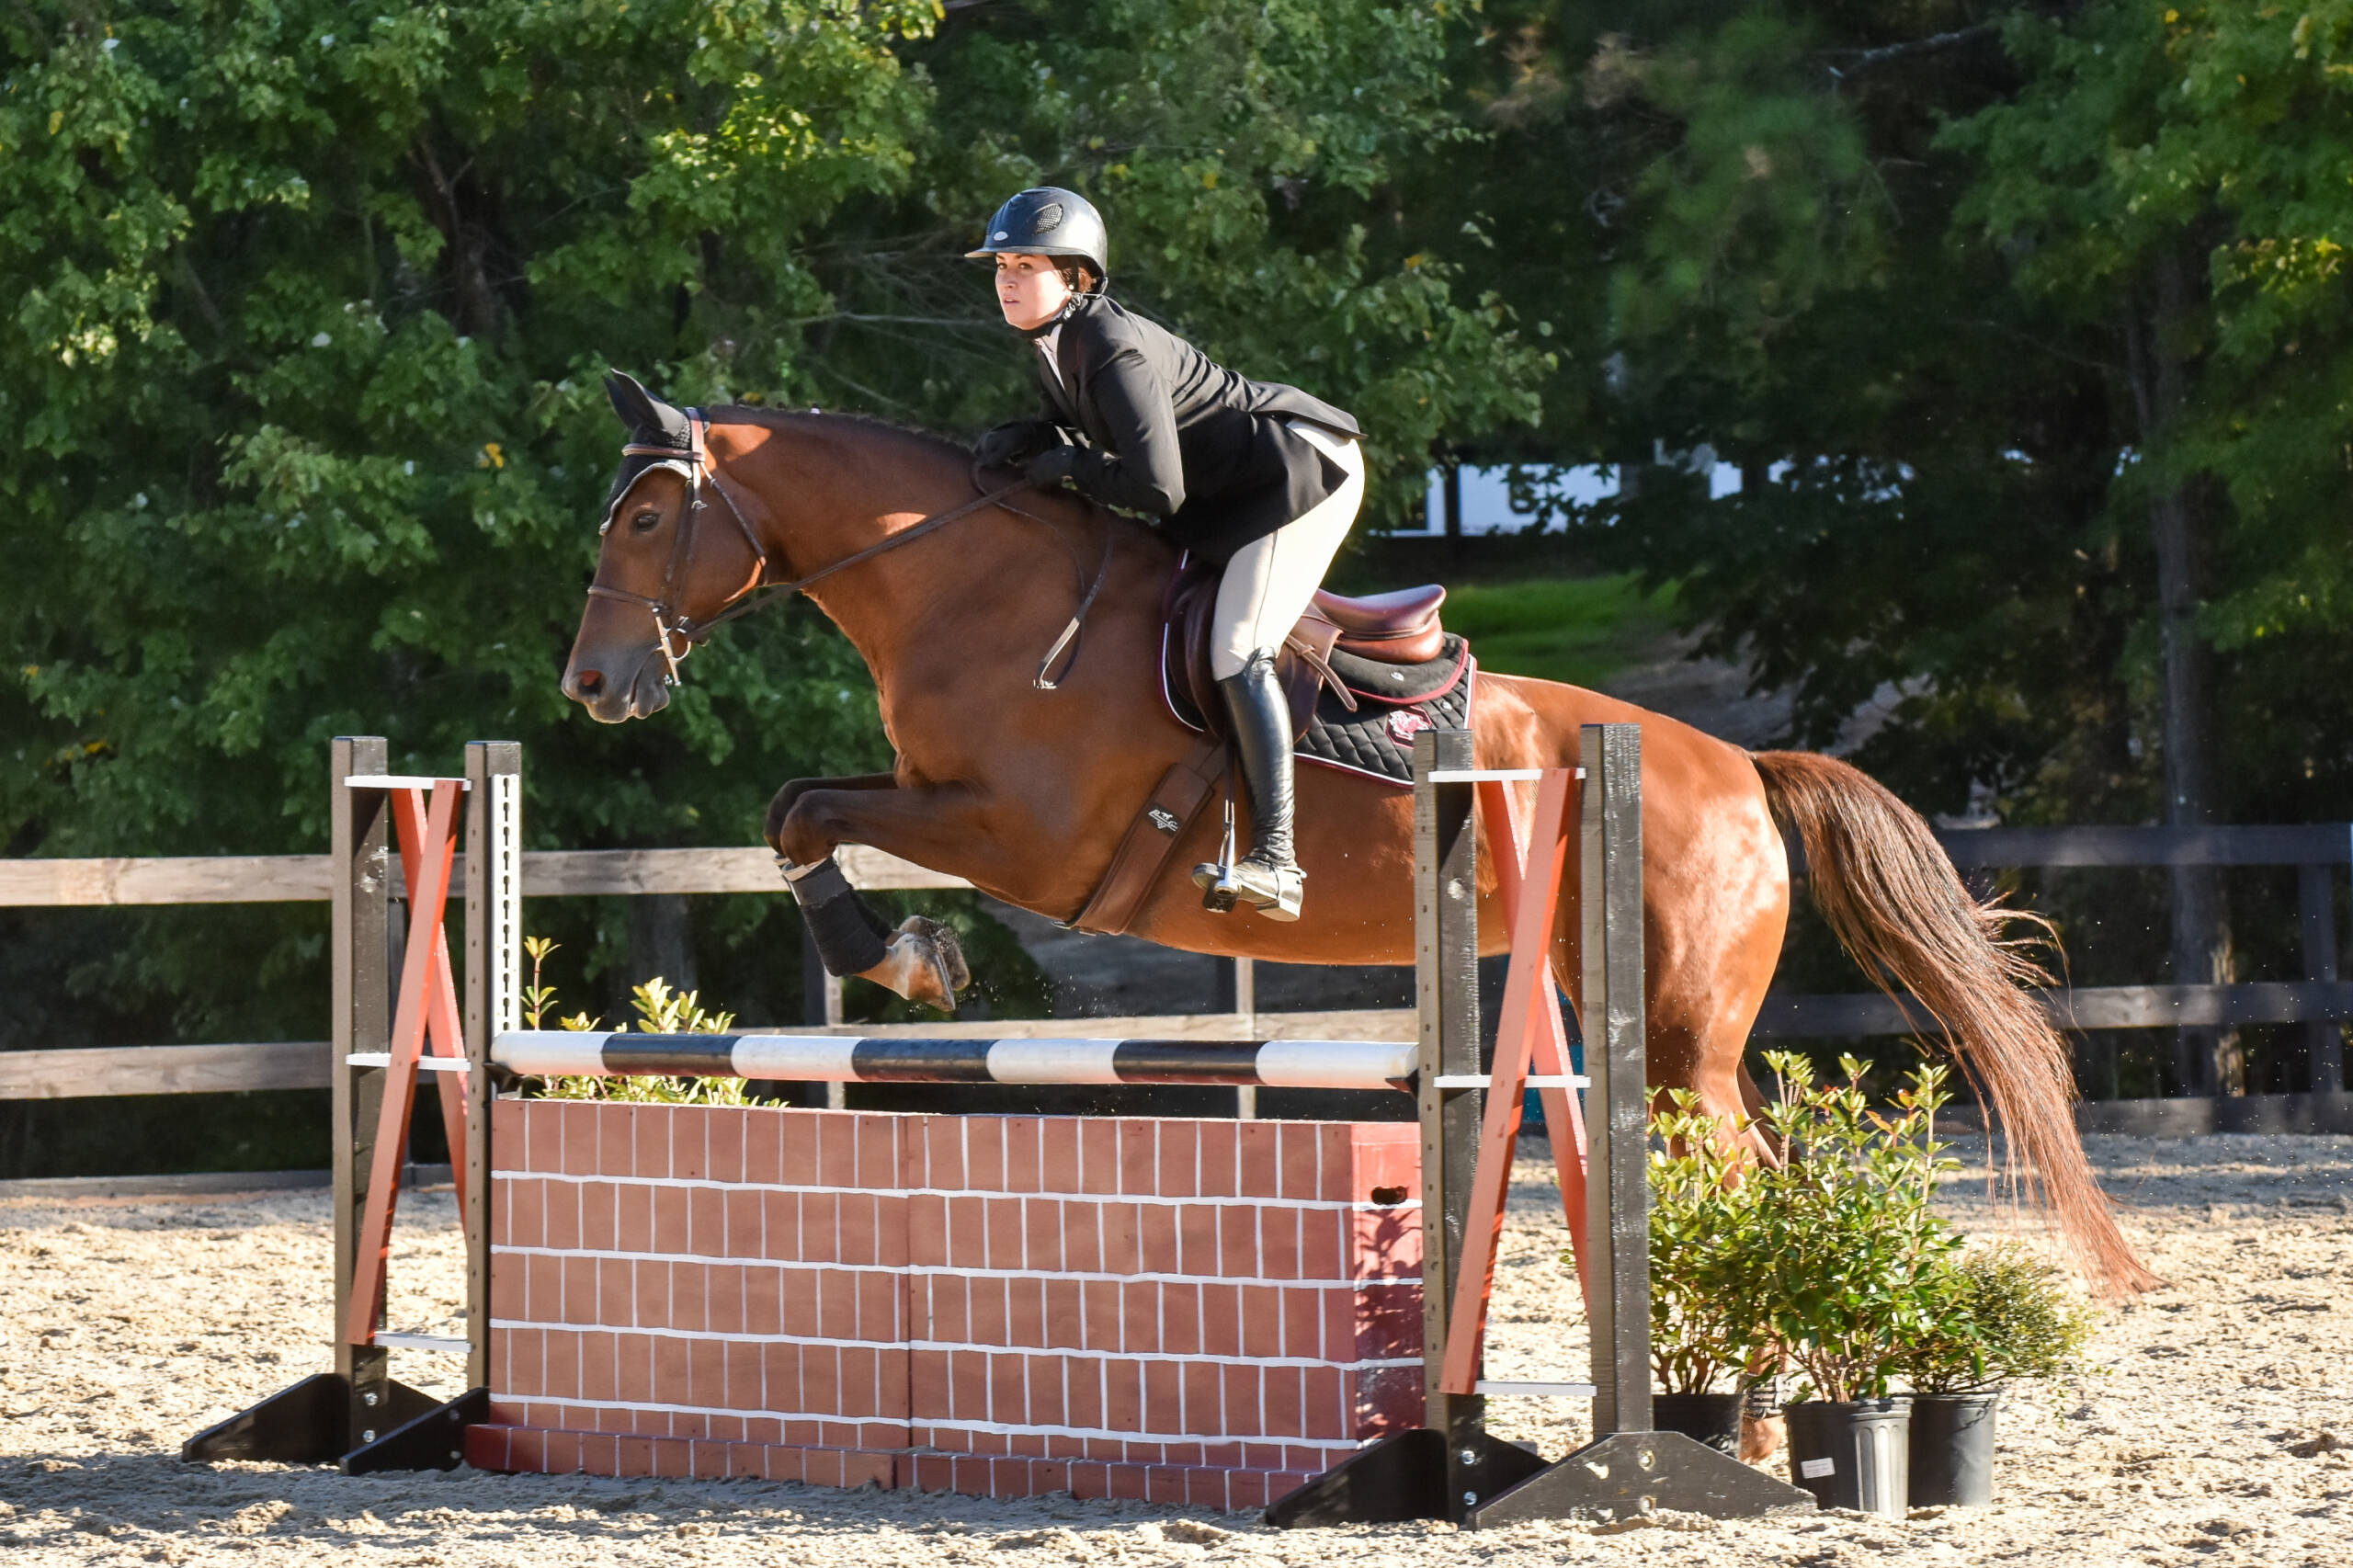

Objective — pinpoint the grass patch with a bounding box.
[1441,574,1679,689]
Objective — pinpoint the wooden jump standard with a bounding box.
[182,729,1808,1525]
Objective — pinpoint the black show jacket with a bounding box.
[1029,293,1361,564]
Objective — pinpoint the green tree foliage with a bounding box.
[1947,0,2353,820]
[0,1,1545,1172]
[1483,1,2353,834]
[0,0,938,1061]
[802,0,1553,518]
[1435,4,2353,1093]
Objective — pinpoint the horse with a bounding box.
[561,375,2154,1297]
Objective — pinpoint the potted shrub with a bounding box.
[1743,1052,1966,1517]
[1641,1092,1769,1455]
[1891,1244,2097,1506]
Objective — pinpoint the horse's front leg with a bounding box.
[770,779,999,1014]
[762,772,898,852]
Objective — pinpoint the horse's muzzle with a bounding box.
[562,643,672,723]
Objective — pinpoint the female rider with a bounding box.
[970,187,1364,923]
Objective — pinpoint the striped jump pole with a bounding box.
[490,1031,1416,1091]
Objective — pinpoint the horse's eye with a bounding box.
[631,508,661,532]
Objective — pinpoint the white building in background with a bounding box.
[1404,457,1747,536]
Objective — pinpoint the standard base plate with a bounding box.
[1265,1428,1547,1527]
[182,1373,470,1471]
[344,1386,487,1474]
[1467,1430,1817,1527]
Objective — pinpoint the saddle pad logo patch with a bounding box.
[1387,709,1435,745]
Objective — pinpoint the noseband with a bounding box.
[586,410,1108,691]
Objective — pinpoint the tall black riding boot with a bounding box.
[1190,649,1305,920]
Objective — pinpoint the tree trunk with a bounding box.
[2125,248,2238,1096]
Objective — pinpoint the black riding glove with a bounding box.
[975,419,1057,472]
[1026,444,1080,489]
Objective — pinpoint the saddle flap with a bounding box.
[1167,561,1324,741]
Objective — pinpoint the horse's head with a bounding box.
[562,371,767,722]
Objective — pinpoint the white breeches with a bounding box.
[1209,421,1366,680]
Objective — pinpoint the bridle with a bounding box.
[588,409,1109,690]
[587,410,765,684]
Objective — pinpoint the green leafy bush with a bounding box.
[1892,1243,2097,1395]
[1638,1090,1770,1394]
[1740,1051,1967,1403]
[1626,1057,2103,1405]
[518,939,746,1106]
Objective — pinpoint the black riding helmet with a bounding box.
[966,187,1108,284]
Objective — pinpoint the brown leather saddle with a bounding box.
[1070,563,1453,937]
[1161,558,1449,740]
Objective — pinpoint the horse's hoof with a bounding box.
[896,915,969,1010]
[857,918,967,1014]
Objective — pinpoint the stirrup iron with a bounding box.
[1192,790,1242,913]
[1190,795,1306,921]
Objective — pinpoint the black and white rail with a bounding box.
[492,1031,1420,1091]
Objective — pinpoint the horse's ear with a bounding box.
[605,369,659,429]
[605,369,692,449]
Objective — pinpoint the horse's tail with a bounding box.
[1750,749,2159,1297]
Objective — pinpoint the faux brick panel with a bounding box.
[1195,1122,1237,1198]
[1353,1204,1422,1276]
[543,1182,581,1252]
[488,1104,1428,1506]
[557,1101,601,1177]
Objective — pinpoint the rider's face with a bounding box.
[995,253,1073,332]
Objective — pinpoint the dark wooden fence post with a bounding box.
[2300,860,2346,1093]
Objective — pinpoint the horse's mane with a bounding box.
[709,404,973,465]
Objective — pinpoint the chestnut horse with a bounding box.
[561,381,2152,1296]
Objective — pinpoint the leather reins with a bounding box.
[587,409,1110,690]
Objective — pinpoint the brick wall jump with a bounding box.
[463,1100,1424,1511]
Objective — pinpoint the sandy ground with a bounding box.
[3,1131,2349,1566]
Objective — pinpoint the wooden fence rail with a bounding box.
[1768,823,2350,1096]
[6,821,2347,1097]
[0,845,961,907]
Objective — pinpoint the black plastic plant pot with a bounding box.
[1652,1392,1744,1455]
[1784,1398,1910,1517]
[1908,1392,1998,1507]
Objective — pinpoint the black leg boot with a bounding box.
[1189,649,1305,920]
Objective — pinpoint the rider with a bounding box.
[970,187,1364,923]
